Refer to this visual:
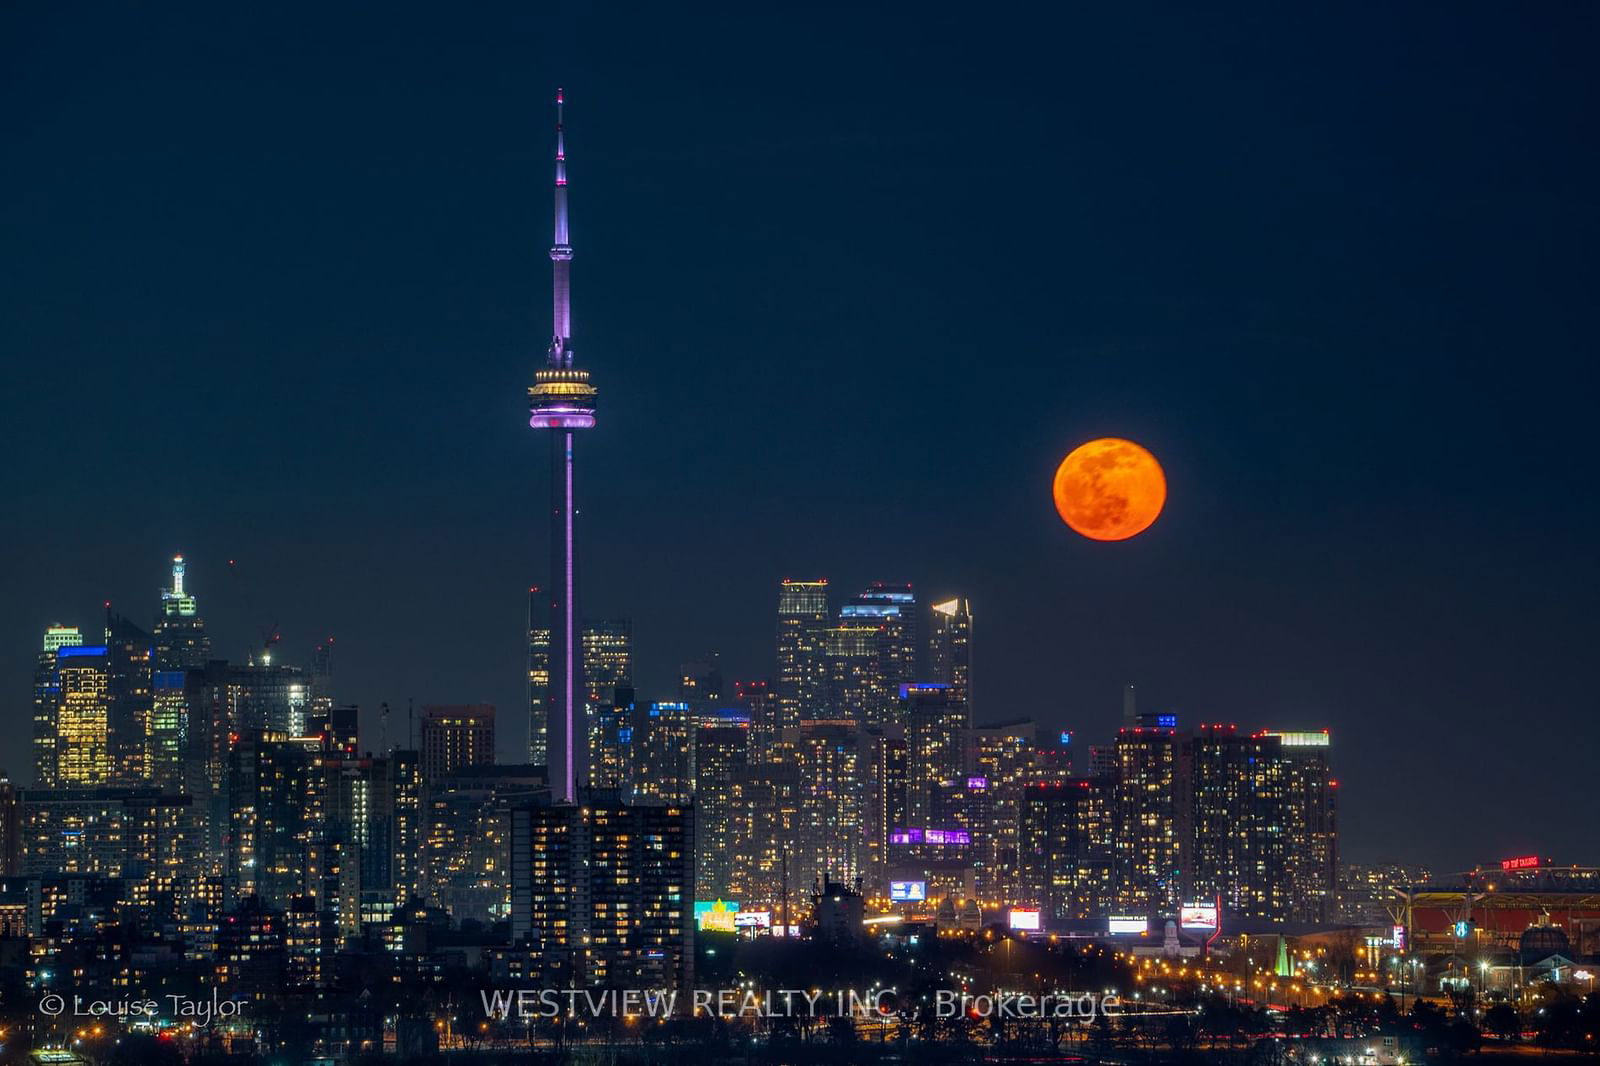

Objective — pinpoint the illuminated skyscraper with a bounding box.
[927,597,973,710]
[792,718,864,888]
[732,678,777,762]
[635,701,695,803]
[1255,729,1337,921]
[822,623,881,722]
[863,727,908,892]
[590,685,635,791]
[775,579,829,728]
[105,608,154,784]
[1112,725,1180,911]
[55,644,111,785]
[528,89,599,804]
[583,620,632,786]
[153,555,210,670]
[693,712,749,899]
[419,704,496,781]
[839,582,917,724]
[902,682,968,826]
[527,587,550,766]
[1020,778,1114,920]
[33,624,84,787]
[971,719,1036,903]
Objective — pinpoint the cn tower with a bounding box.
[528,88,596,803]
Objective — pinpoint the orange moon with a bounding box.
[1052,438,1167,541]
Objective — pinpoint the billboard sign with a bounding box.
[889,880,927,902]
[693,899,739,932]
[734,910,771,929]
[1179,902,1219,932]
[1008,908,1041,931]
[1108,916,1147,935]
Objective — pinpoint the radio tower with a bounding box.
[528,88,597,803]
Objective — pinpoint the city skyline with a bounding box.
[5,2,1596,877]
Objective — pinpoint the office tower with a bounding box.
[679,658,723,704]
[419,704,496,781]
[590,685,635,791]
[972,719,1036,903]
[153,555,210,670]
[582,619,632,781]
[1019,778,1114,920]
[527,586,550,766]
[839,582,918,722]
[792,718,863,888]
[33,624,84,787]
[693,712,749,899]
[149,668,188,789]
[822,623,882,722]
[1112,725,1180,912]
[104,608,154,784]
[510,790,694,989]
[732,679,777,762]
[902,682,968,826]
[527,90,599,805]
[1255,729,1337,921]
[635,701,695,802]
[55,644,111,785]
[776,578,829,729]
[927,597,973,709]
[863,728,908,892]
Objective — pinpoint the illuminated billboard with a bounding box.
[889,880,928,902]
[1108,916,1147,935]
[1500,855,1539,871]
[693,899,739,932]
[1008,908,1041,931]
[1179,902,1218,932]
[734,910,771,929]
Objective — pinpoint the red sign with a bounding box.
[1500,855,1540,871]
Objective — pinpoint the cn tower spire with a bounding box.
[549,87,573,368]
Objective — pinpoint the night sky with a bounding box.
[3,4,1596,871]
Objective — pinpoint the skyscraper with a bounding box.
[419,704,496,781]
[928,597,973,712]
[1112,725,1180,912]
[902,682,968,826]
[527,586,550,766]
[33,624,84,787]
[839,582,917,724]
[153,555,210,671]
[105,608,154,784]
[776,579,829,729]
[55,644,111,785]
[527,89,598,804]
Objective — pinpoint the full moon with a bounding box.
[1052,438,1167,541]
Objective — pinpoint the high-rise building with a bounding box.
[693,712,749,899]
[582,619,632,782]
[33,624,84,787]
[419,704,496,781]
[1112,726,1180,912]
[822,623,882,723]
[972,719,1036,904]
[679,658,723,705]
[732,679,778,763]
[527,89,599,804]
[527,586,550,766]
[226,730,325,909]
[590,685,635,791]
[1184,723,1259,915]
[902,682,968,827]
[0,771,18,876]
[634,701,695,803]
[727,754,800,910]
[927,597,973,710]
[792,718,863,889]
[1020,778,1114,920]
[839,582,917,724]
[55,644,111,785]
[863,727,908,892]
[105,608,154,784]
[153,555,210,671]
[1255,729,1337,921]
[776,579,829,729]
[510,790,694,989]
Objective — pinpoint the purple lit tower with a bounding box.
[528,88,597,803]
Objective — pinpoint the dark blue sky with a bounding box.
[3,4,1595,870]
